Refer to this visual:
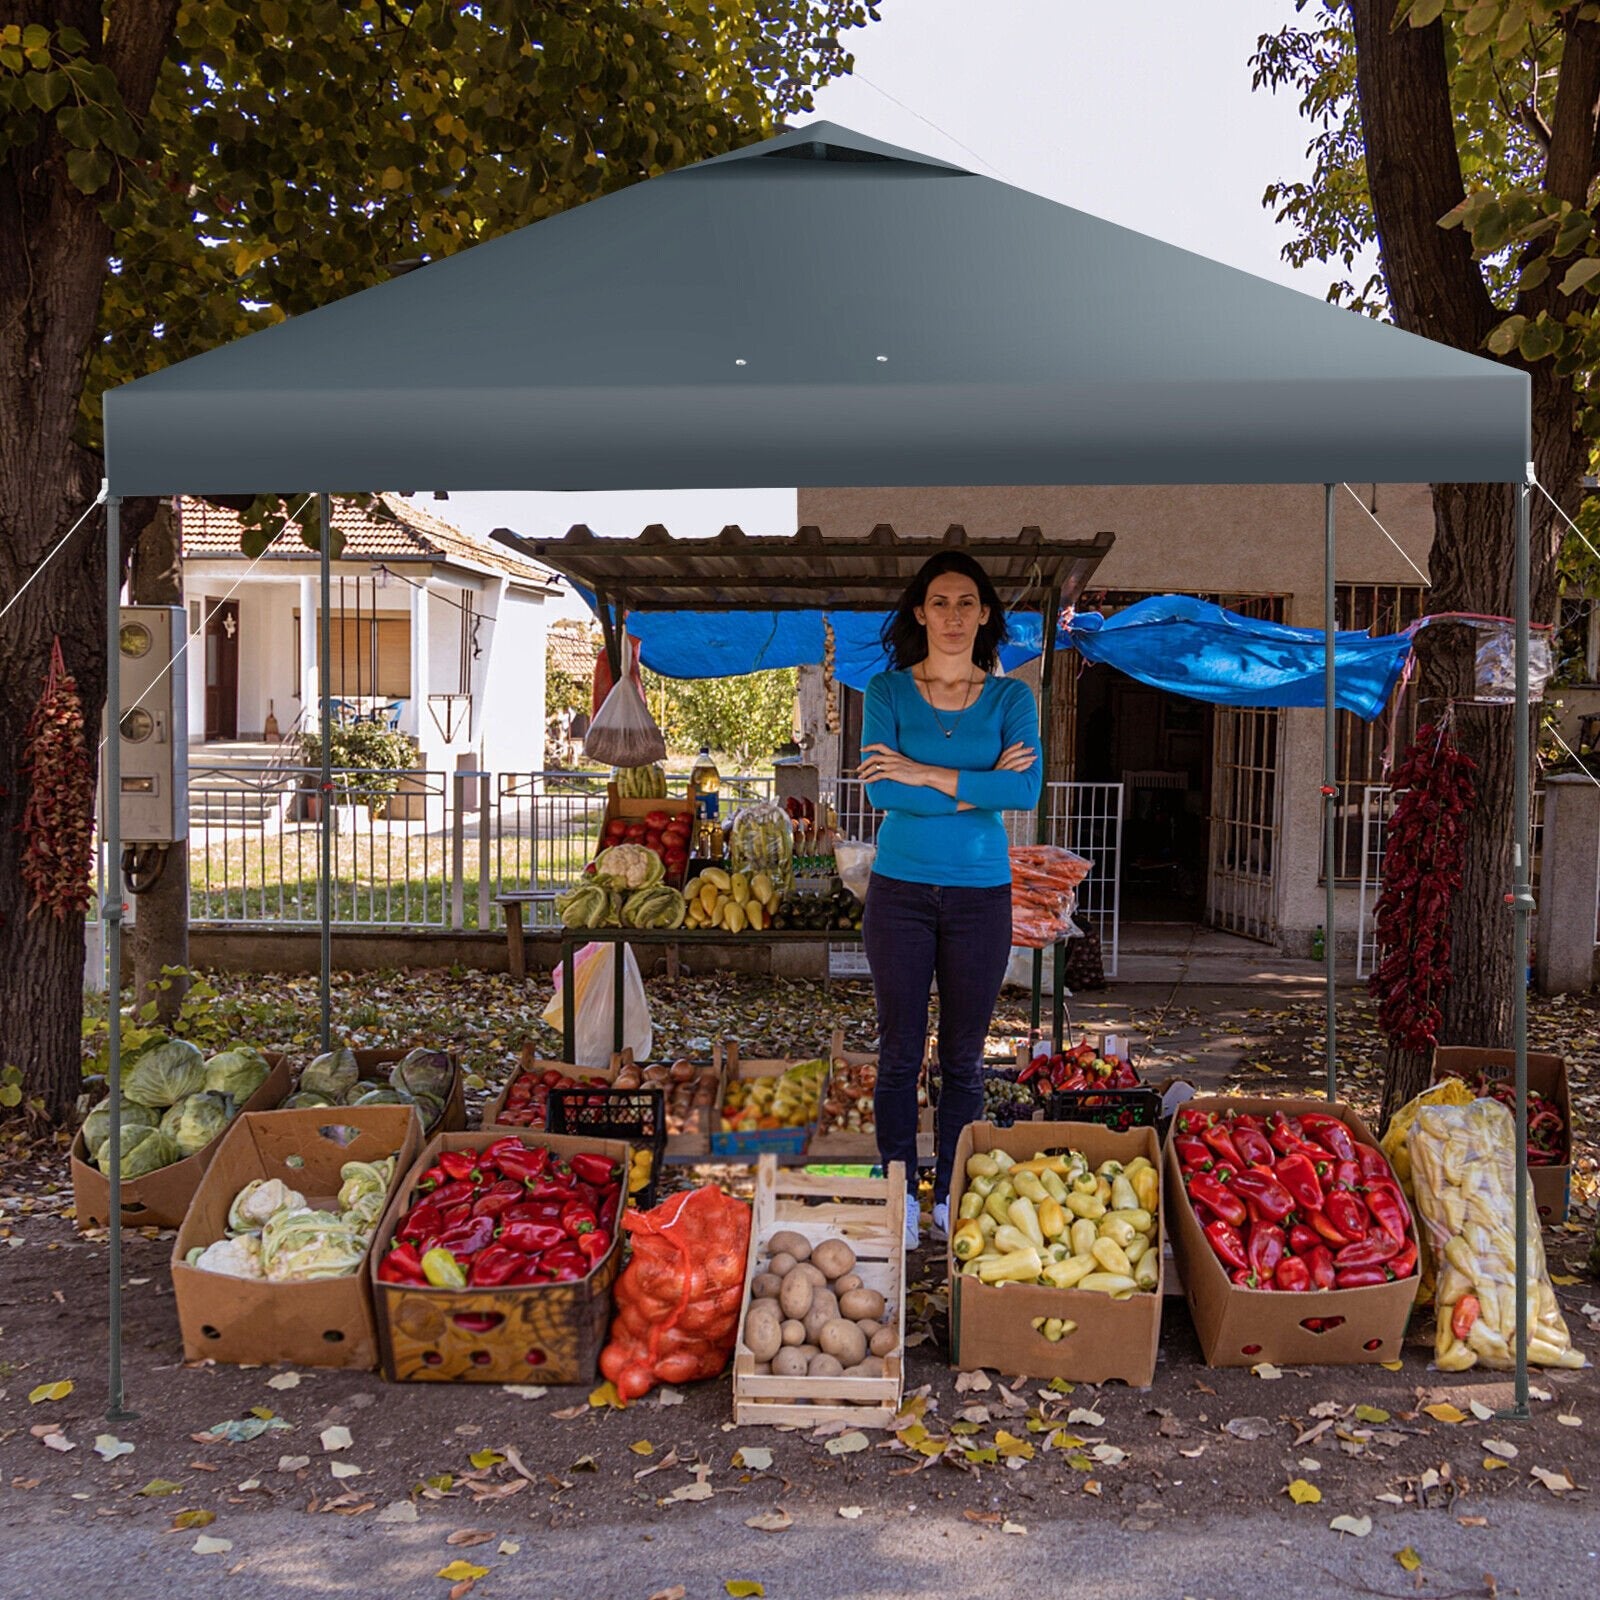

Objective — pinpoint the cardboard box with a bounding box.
[1431,1046,1572,1225]
[478,1047,613,1132]
[71,1053,293,1231]
[288,1046,465,1138]
[371,1128,629,1383]
[711,1043,823,1159]
[1165,1097,1417,1368]
[946,1120,1164,1385]
[731,1156,906,1428]
[804,1029,935,1163]
[170,1104,423,1370]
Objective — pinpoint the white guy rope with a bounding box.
[1340,482,1432,585]
[0,482,109,624]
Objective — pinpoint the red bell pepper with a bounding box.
[1306,1243,1336,1290]
[1176,1107,1215,1135]
[423,1179,475,1209]
[377,1241,426,1284]
[1305,1206,1352,1248]
[1203,1219,1249,1271]
[468,1244,530,1287]
[471,1180,526,1220]
[1335,1229,1401,1269]
[598,1189,621,1234]
[502,1199,565,1226]
[398,1199,447,1245]
[1231,1267,1272,1290]
[1173,1135,1212,1171]
[1328,1159,1361,1192]
[438,1149,482,1183]
[1232,1113,1265,1131]
[1356,1143,1392,1184]
[1267,1111,1309,1156]
[1334,1263,1390,1288]
[1274,1152,1324,1212]
[1298,1112,1356,1164]
[577,1229,611,1265]
[1388,1238,1418,1279]
[1232,1125,1276,1169]
[1451,1294,1480,1339]
[1188,1173,1247,1228]
[1364,1184,1411,1245]
[1248,1223,1286,1283]
[1201,1123,1245,1171]
[492,1143,552,1184]
[414,1163,449,1191]
[1325,1191,1368,1244]
[561,1199,598,1237]
[542,1244,588,1282]
[1287,1222,1321,1255]
[1230,1168,1295,1224]
[434,1214,496,1258]
[497,1219,566,1254]
[1275,1255,1312,1293]
[528,1170,577,1201]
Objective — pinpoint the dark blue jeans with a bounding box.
[862,871,1012,1204]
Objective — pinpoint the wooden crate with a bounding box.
[731,1156,906,1429]
[711,1045,824,1159]
[371,1129,629,1384]
[806,1029,934,1163]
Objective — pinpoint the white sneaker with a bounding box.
[931,1201,949,1240]
[903,1197,921,1251]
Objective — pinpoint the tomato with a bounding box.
[624,822,646,842]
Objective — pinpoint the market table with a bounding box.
[555,924,1070,1067]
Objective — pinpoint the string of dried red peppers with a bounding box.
[20,639,96,920]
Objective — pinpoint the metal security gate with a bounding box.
[1206,706,1281,942]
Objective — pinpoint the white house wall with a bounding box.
[478,586,548,774]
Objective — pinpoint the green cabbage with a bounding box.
[282,1090,334,1109]
[159,1090,234,1157]
[390,1048,453,1105]
[94,1123,180,1178]
[204,1048,272,1102]
[82,1097,158,1154]
[123,1038,207,1108]
[300,1047,359,1101]
[349,1086,407,1107]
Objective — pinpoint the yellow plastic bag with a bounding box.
[1380,1078,1476,1307]
[1409,1099,1583,1372]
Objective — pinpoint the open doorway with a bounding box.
[1074,664,1211,921]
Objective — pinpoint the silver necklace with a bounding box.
[918,668,980,738]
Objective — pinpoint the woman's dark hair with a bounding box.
[880,550,1010,672]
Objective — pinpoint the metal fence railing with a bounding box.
[1356,782,1545,980]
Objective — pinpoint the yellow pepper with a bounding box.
[1124,1235,1148,1264]
[1037,1198,1068,1240]
[1070,1218,1098,1258]
[1091,1237,1132,1276]
[970,1174,998,1199]
[1039,1169,1069,1204]
[958,1190,986,1222]
[1012,1154,1073,1177]
[1078,1270,1137,1297]
[1041,1254,1095,1289]
[1096,1216,1136,1250]
[966,1152,1002,1180]
[1108,1207,1154,1235]
[952,1219,986,1261]
[990,1150,1015,1171]
[1132,1169,1159,1213]
[993,1223,1038,1256]
[1071,1172,1099,1197]
[1133,1250,1159,1290]
[1110,1174,1139,1212]
[1008,1197,1045,1249]
[1013,1170,1051,1204]
[984,1190,1014,1227]
[1065,1192,1106,1220]
[977,1212,998,1238]
[975,1246,1043,1284]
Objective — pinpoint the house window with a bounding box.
[329,615,411,698]
[292,609,300,699]
[1332,583,1427,880]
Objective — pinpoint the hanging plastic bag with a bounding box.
[584,671,667,767]
[599,1184,752,1402]
[539,941,652,1067]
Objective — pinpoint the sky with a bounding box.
[444,1,1354,621]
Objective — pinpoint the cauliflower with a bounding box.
[191,1234,265,1279]
[593,843,664,891]
[227,1177,306,1235]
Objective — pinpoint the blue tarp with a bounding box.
[590,592,1413,721]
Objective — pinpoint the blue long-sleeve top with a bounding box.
[861,669,1042,887]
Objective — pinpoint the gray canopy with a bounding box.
[102,121,1529,497]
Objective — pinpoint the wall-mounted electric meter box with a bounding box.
[110,606,188,845]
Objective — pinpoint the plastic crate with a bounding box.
[1042,1087,1162,1134]
[547,1085,668,1208]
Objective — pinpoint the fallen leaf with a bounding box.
[995,1431,1034,1460]
[1482,1457,1511,1471]
[497,1541,520,1556]
[745,1509,793,1531]
[330,1461,362,1480]
[824,1432,869,1456]
[1483,1439,1518,1460]
[1551,1274,1582,1286]
[437,1560,489,1582]
[588,1381,622,1409]
[648,1590,687,1600]
[838,1506,863,1520]
[954,1370,992,1394]
[1395,1547,1422,1573]
[375,1501,419,1524]
[1225,1417,1273,1441]
[1091,1444,1125,1467]
[172,1509,216,1529]
[1557,1415,1582,1428]
[734,1447,773,1471]
[1001,1520,1027,1535]
[1285,1479,1322,1505]
[1458,1515,1488,1528]
[1423,1403,1469,1424]
[1308,1400,1343,1419]
[277,1456,310,1473]
[501,1385,547,1401]
[1353,1405,1390,1425]
[1252,1363,1283,1381]
[467,1450,504,1470]
[28,1381,73,1405]
[1531,1466,1577,1495]
[446,1530,496,1547]
[191,1535,233,1556]
[1379,1360,1403,1371]
[656,1389,685,1407]
[266,1373,302,1391]
[320,1427,353,1453]
[551,1405,586,1421]
[136,1479,184,1497]
[1469,1400,1495,1421]
[1330,1514,1372,1537]
[93,1435,135,1461]
[724,1584,764,1598]
[248,1406,276,1421]
[41,1432,74,1454]
[1066,1407,1104,1427]
[630,1440,656,1457]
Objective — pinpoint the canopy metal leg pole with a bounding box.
[1323,484,1338,1103]
[318,492,333,1052]
[1032,584,1062,1041]
[104,493,133,1422]
[1509,474,1534,1417]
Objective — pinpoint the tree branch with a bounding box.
[1349,1,1499,349]
[1542,16,1600,208]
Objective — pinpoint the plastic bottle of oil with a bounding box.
[691,746,722,858]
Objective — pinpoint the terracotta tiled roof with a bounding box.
[548,620,599,678]
[177,494,558,588]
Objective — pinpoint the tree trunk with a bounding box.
[129,499,190,1025]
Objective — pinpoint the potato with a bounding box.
[869,1325,899,1358]
[810,1239,856,1281]
[765,1230,812,1262]
[778,1272,814,1320]
[807,1352,845,1378]
[752,1361,771,1375]
[772,1346,809,1377]
[855,1318,881,1339]
[768,1251,798,1279]
[751,1272,782,1301]
[835,1272,864,1295]
[790,1261,827,1288]
[802,1291,839,1341]
[839,1287,886,1323]
[844,1356,885,1378]
[818,1317,867,1367]
[780,1318,807,1347]
[744,1308,782,1363]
